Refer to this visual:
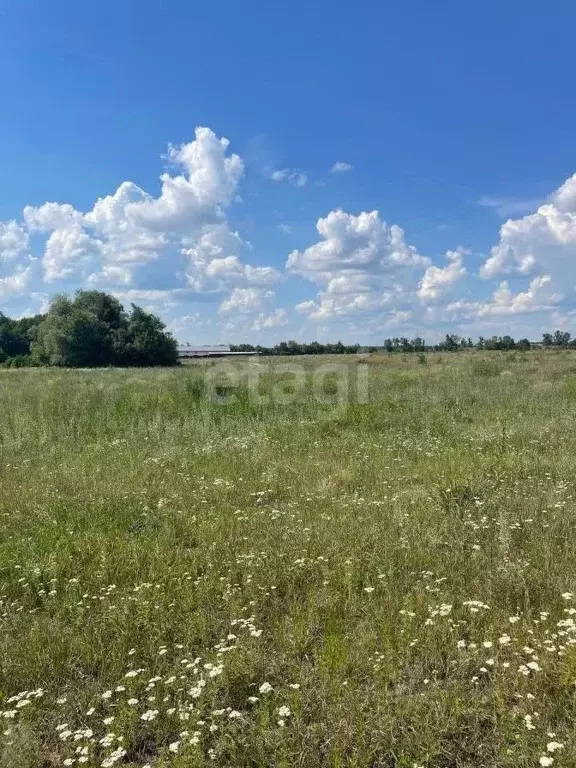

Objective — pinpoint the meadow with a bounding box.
[2,350,576,767]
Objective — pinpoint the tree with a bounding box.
[441,334,460,352]
[553,330,571,347]
[0,312,44,362]
[125,305,178,366]
[31,290,177,367]
[32,295,113,367]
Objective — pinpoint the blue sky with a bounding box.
[1,0,576,343]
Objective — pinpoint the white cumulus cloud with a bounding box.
[252,308,288,330]
[288,209,428,320]
[17,127,277,317]
[220,286,274,314]
[0,221,29,261]
[418,249,467,302]
[184,223,280,294]
[446,275,561,319]
[480,174,576,286]
[0,265,31,299]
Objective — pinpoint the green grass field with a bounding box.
[2,351,576,767]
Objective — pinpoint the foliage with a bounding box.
[233,332,575,356]
[124,304,180,366]
[0,290,178,368]
[0,312,44,363]
[231,340,361,355]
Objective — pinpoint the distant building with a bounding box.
[176,344,258,358]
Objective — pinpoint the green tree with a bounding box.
[31,290,177,367]
[125,305,178,366]
[31,294,114,367]
[553,330,571,347]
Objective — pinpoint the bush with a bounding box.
[1,355,37,369]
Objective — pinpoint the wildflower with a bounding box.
[259,682,273,694]
[229,710,242,719]
[127,698,138,706]
[140,709,158,721]
[168,741,180,753]
[101,749,126,768]
[277,705,291,718]
[547,742,564,753]
[539,758,554,767]
[56,697,67,704]
[499,635,511,645]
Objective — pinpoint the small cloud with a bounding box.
[278,224,293,235]
[477,195,541,217]
[252,308,288,330]
[219,287,274,314]
[270,169,307,187]
[331,162,352,174]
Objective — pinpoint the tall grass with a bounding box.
[1,351,576,766]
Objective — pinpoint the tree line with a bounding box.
[384,331,576,352]
[232,331,576,356]
[0,291,178,367]
[3,292,575,368]
[231,341,362,356]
